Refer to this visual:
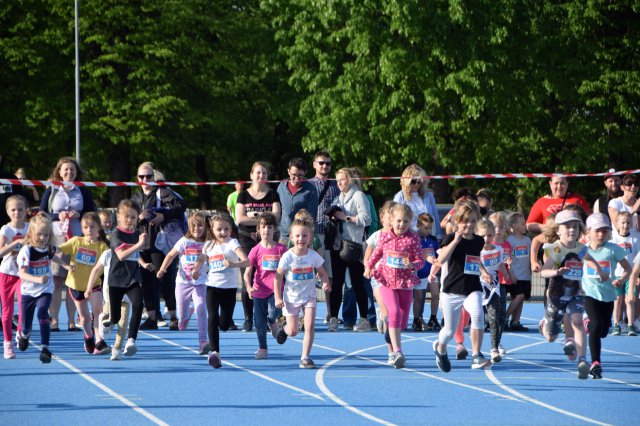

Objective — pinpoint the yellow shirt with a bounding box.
[59,237,109,291]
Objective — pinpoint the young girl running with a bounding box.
[610,212,640,336]
[274,219,330,369]
[0,195,29,359]
[433,200,492,372]
[16,212,72,363]
[505,212,532,331]
[104,200,154,358]
[59,212,110,355]
[539,209,607,379]
[157,211,211,354]
[244,213,287,359]
[192,213,248,368]
[583,213,631,378]
[365,204,424,369]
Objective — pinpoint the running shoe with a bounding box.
[612,324,621,336]
[269,322,279,339]
[433,340,451,372]
[628,325,638,337]
[328,317,339,332]
[387,353,394,365]
[426,316,441,331]
[39,347,52,364]
[124,338,137,357]
[389,351,405,369]
[198,342,211,355]
[456,344,468,360]
[563,339,577,361]
[139,317,158,330]
[4,341,15,359]
[577,360,589,379]
[491,349,502,363]
[169,318,179,331]
[538,319,545,337]
[84,334,96,354]
[255,348,268,360]
[94,340,110,355]
[16,331,29,352]
[110,348,122,361]
[412,317,423,332]
[242,319,253,332]
[99,313,113,337]
[276,322,288,344]
[299,357,316,369]
[471,353,491,369]
[208,351,222,368]
[590,361,602,379]
[510,321,529,332]
[354,318,371,332]
[498,344,507,356]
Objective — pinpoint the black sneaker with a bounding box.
[510,321,529,332]
[276,322,288,344]
[590,361,603,379]
[433,340,451,372]
[94,340,110,355]
[84,335,96,354]
[412,318,423,332]
[503,321,512,332]
[471,352,491,369]
[242,319,253,332]
[139,317,158,330]
[16,332,29,351]
[169,318,179,331]
[426,316,440,331]
[39,347,52,364]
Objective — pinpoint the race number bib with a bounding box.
[291,266,314,281]
[562,260,583,280]
[184,248,201,263]
[585,260,611,279]
[208,253,226,272]
[261,254,280,271]
[618,242,632,254]
[28,259,50,276]
[11,234,23,253]
[386,251,408,269]
[464,255,481,276]
[482,251,500,268]
[513,245,529,258]
[75,247,97,266]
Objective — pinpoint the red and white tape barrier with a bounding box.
[1,170,638,188]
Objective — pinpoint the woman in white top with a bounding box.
[608,174,640,234]
[393,164,441,238]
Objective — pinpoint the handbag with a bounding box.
[339,239,363,263]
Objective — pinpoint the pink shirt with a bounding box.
[367,230,423,289]
[247,242,288,298]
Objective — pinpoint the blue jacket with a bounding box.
[277,180,319,239]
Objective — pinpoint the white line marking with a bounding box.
[142,332,324,401]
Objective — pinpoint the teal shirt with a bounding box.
[583,242,627,302]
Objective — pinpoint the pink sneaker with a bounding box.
[208,351,222,368]
[4,341,15,359]
[178,319,189,331]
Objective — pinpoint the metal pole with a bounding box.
[74,0,80,163]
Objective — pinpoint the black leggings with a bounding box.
[109,283,143,340]
[584,296,614,364]
[140,251,177,313]
[206,287,237,353]
[21,293,52,346]
[329,251,368,319]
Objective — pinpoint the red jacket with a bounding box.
[367,230,423,289]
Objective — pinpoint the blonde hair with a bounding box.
[476,219,495,235]
[507,212,525,228]
[336,167,362,191]
[378,200,397,219]
[541,213,559,243]
[6,194,27,210]
[389,203,413,221]
[400,164,430,200]
[290,218,314,234]
[24,212,55,251]
[294,209,314,228]
[185,211,211,242]
[453,200,480,223]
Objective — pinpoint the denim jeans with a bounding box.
[253,294,281,349]
[342,276,376,325]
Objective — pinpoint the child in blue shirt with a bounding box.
[412,213,440,331]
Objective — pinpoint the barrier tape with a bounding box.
[1,169,638,188]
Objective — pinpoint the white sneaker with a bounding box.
[375,307,384,334]
[328,317,339,332]
[498,344,507,356]
[98,313,112,338]
[353,318,371,332]
[123,338,137,357]
[110,348,122,361]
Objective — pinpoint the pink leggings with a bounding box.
[0,273,21,342]
[454,308,470,345]
[175,283,207,344]
[379,286,413,329]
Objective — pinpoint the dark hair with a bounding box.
[81,212,109,245]
[288,158,307,172]
[117,199,141,214]
[314,151,331,160]
[50,157,83,181]
[453,187,478,202]
[622,174,638,186]
[257,212,277,227]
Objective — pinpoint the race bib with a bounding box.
[291,266,314,281]
[513,245,529,258]
[208,253,226,272]
[28,259,50,276]
[261,254,280,271]
[75,247,97,266]
[464,255,481,276]
[585,260,611,279]
[618,242,632,254]
[562,260,583,280]
[11,234,23,253]
[184,248,201,263]
[386,251,408,269]
[482,251,501,268]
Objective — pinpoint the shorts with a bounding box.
[68,285,102,302]
[614,281,638,297]
[370,277,382,290]
[521,280,532,300]
[413,278,428,291]
[283,297,317,317]
[504,281,525,298]
[544,295,584,337]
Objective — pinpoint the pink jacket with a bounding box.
[367,230,424,289]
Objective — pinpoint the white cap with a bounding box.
[586,212,611,230]
[554,210,582,225]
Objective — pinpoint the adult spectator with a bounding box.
[235,161,281,332]
[14,167,40,206]
[608,173,640,233]
[227,182,244,222]
[308,151,339,322]
[526,176,591,234]
[40,156,96,331]
[326,167,371,332]
[594,169,622,219]
[393,164,441,238]
[276,158,318,243]
[131,161,186,330]
[0,155,26,227]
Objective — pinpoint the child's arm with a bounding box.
[51,255,74,272]
[229,247,249,269]
[274,268,284,308]
[583,253,609,281]
[612,258,632,289]
[115,233,147,261]
[243,264,255,299]
[0,235,23,258]
[85,262,105,299]
[404,239,424,271]
[364,244,384,279]
[628,262,640,303]
[18,266,48,285]
[479,264,491,285]
[191,253,207,280]
[540,255,563,278]
[428,263,441,285]
[435,231,463,266]
[138,258,155,272]
[157,248,179,279]
[316,265,330,292]
[530,234,544,272]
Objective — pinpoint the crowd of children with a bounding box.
[1,166,639,381]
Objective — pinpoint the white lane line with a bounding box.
[142,332,324,401]
[50,353,169,426]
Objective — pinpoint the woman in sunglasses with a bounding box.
[393,164,441,238]
[608,173,640,233]
[131,162,187,331]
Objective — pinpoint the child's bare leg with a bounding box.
[301,307,316,358]
[412,289,423,321]
[429,282,440,317]
[75,299,92,337]
[571,313,586,358]
[285,315,299,337]
[89,292,103,339]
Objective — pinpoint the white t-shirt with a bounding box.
[278,249,324,304]
[0,223,29,276]
[17,245,54,297]
[202,238,241,288]
[480,246,503,304]
[506,234,532,281]
[609,231,640,278]
[608,197,639,231]
[173,237,206,286]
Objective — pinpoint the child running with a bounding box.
[505,212,532,331]
[539,209,607,379]
[582,213,631,378]
[610,211,640,336]
[244,213,287,359]
[192,212,248,368]
[412,213,440,331]
[0,195,28,359]
[58,212,110,355]
[274,218,330,369]
[365,204,424,368]
[433,200,492,372]
[103,200,154,358]
[16,212,72,363]
[157,211,210,354]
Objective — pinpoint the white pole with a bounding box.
[74,0,80,163]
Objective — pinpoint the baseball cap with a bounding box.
[604,168,616,181]
[586,212,611,230]
[554,210,583,225]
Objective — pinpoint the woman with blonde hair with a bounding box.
[393,164,441,238]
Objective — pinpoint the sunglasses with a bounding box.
[410,178,423,185]
[623,181,638,187]
[138,174,154,180]
[317,161,331,166]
